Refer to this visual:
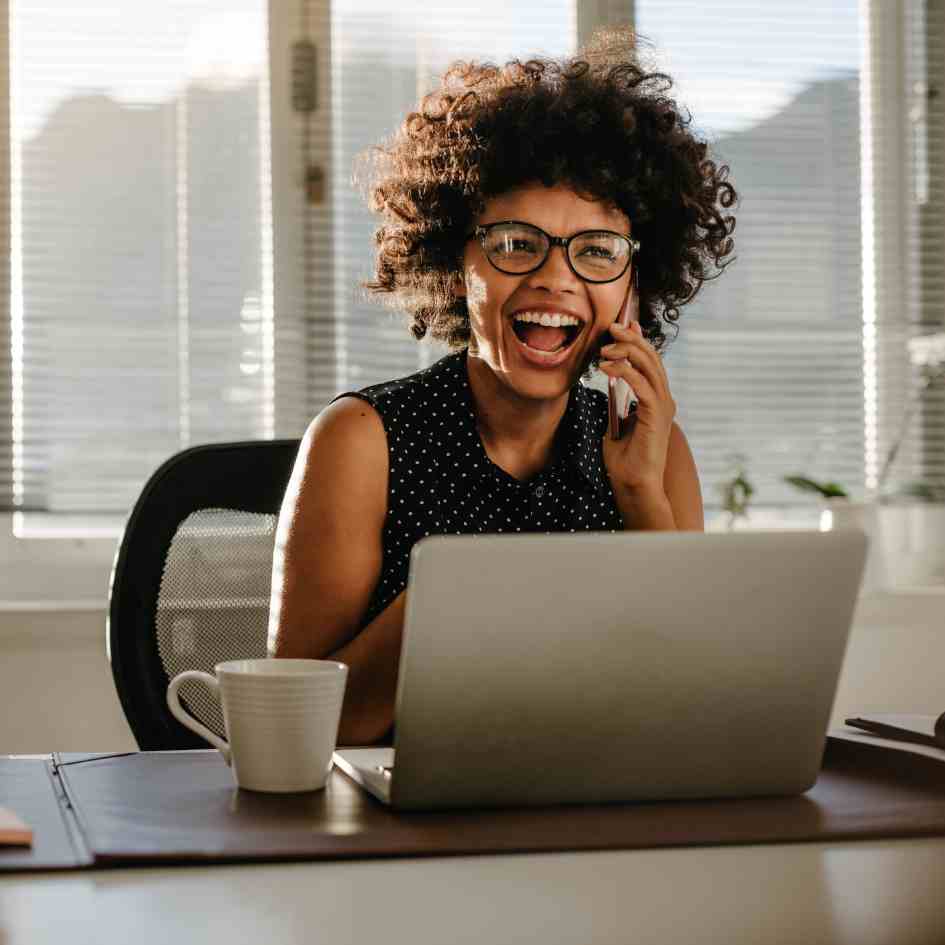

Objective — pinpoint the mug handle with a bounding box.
[166,670,232,765]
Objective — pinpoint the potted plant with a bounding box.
[782,474,885,592]
[873,333,945,587]
[781,474,860,527]
[876,481,945,588]
[717,453,755,531]
[783,331,945,589]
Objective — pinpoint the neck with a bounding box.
[465,350,570,477]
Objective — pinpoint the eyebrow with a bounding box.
[483,219,632,235]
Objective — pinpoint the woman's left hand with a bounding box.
[599,321,677,496]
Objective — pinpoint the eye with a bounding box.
[578,244,617,261]
[510,238,537,251]
[488,227,544,257]
[571,232,629,272]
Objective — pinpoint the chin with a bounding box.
[524,375,575,398]
[511,361,590,403]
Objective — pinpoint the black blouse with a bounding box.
[330,348,623,626]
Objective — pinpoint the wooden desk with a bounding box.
[2,837,945,944]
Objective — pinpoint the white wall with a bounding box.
[1,590,943,753]
[1,607,137,753]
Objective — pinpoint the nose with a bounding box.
[522,243,580,293]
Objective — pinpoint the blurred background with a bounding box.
[0,1,943,749]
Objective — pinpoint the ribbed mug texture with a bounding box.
[217,660,347,792]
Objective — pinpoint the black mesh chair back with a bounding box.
[108,440,301,750]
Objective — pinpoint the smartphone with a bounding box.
[607,268,639,440]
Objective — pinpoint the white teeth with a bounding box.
[511,311,582,358]
[512,311,581,327]
[525,345,565,357]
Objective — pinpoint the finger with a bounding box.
[599,360,656,407]
[609,323,660,362]
[600,339,670,401]
[615,325,671,399]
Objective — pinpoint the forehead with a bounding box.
[478,182,630,233]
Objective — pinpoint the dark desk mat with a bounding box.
[0,757,92,871]
[37,738,945,867]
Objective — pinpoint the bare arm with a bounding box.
[613,422,704,532]
[268,396,404,745]
[663,421,704,531]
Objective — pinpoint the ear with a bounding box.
[453,271,466,298]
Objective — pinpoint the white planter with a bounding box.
[876,502,945,589]
[820,500,945,591]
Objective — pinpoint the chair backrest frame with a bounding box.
[107,439,300,750]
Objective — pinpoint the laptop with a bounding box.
[333,529,868,810]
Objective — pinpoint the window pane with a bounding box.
[325,1,575,397]
[636,0,864,507]
[11,1,271,512]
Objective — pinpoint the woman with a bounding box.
[270,26,737,744]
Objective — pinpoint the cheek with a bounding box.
[464,268,489,315]
[464,261,516,329]
[592,288,626,335]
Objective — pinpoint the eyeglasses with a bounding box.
[468,220,640,284]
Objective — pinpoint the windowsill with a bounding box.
[2,508,943,615]
[0,599,110,613]
[0,511,120,604]
[0,585,942,618]
[8,506,819,540]
[704,509,821,532]
[12,512,125,539]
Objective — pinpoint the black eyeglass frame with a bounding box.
[468,220,641,284]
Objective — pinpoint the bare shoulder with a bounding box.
[269,395,389,658]
[295,395,388,518]
[281,396,392,578]
[664,421,704,532]
[308,394,387,452]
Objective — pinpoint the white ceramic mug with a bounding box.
[167,659,348,793]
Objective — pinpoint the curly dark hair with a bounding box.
[357,25,737,358]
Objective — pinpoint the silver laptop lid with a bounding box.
[390,529,867,810]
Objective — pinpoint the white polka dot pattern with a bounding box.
[329,348,622,626]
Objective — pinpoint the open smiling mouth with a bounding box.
[510,313,583,357]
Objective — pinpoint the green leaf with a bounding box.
[782,475,849,499]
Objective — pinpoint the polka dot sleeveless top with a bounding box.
[329,348,623,627]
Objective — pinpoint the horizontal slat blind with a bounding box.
[6,1,941,522]
[890,0,945,500]
[635,0,867,507]
[5,0,286,514]
[323,1,577,401]
[860,0,945,504]
[0,3,10,510]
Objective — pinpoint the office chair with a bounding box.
[107,439,301,750]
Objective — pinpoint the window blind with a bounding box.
[4,1,941,523]
[1,0,584,517]
[634,0,867,508]
[0,5,10,511]
[884,0,945,500]
[4,0,289,515]
[320,0,579,404]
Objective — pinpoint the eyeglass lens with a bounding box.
[481,222,631,282]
